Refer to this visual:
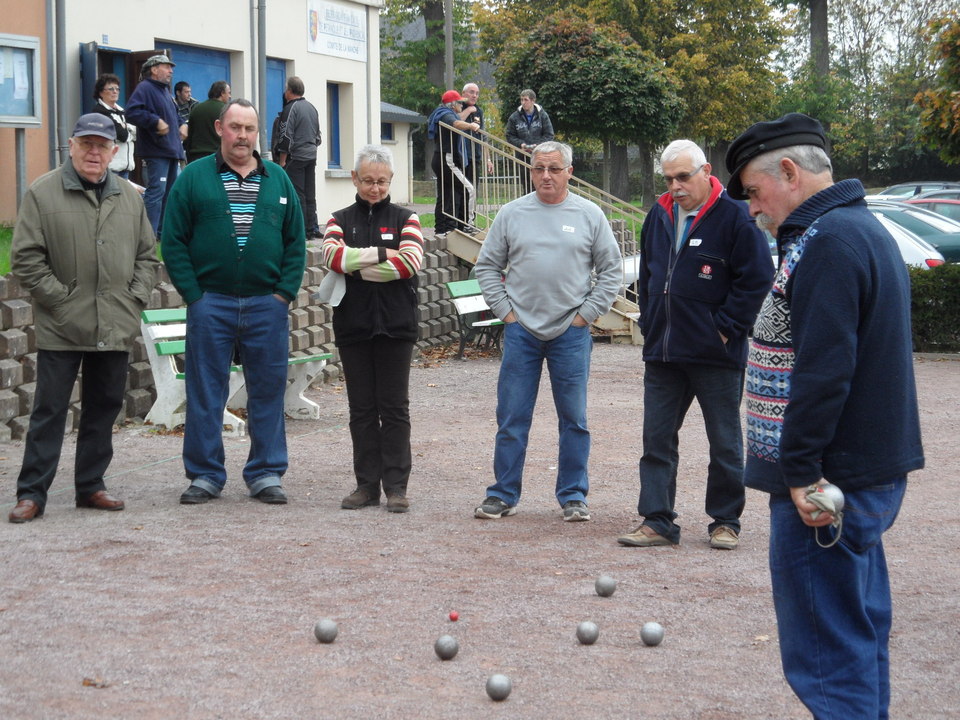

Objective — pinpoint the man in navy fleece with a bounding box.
[616,139,772,551]
[727,112,924,719]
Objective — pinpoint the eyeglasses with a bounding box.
[662,165,704,185]
[531,165,569,175]
[104,86,120,92]
[359,178,391,188]
[74,138,114,153]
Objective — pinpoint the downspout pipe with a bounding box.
[258,0,268,156]
[55,0,69,164]
[45,0,57,168]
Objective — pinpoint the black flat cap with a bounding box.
[725,113,826,199]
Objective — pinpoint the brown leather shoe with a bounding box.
[9,499,42,523]
[76,490,125,511]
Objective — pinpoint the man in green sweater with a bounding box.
[162,99,305,506]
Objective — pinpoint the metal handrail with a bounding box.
[436,125,645,304]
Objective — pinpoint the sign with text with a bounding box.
[307,0,367,62]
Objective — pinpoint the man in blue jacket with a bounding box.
[727,113,924,719]
[126,54,186,237]
[617,139,772,550]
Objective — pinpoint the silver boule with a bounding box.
[485,673,512,701]
[576,620,600,645]
[595,575,617,597]
[313,618,339,643]
[640,621,664,646]
[434,634,459,660]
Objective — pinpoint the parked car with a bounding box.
[872,215,945,269]
[867,199,960,263]
[911,189,960,202]
[906,197,960,223]
[874,181,960,199]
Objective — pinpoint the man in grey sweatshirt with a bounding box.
[473,141,622,522]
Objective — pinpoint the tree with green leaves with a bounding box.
[494,9,683,196]
[379,0,478,118]
[916,13,960,164]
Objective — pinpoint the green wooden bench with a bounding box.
[140,308,332,435]
[445,279,504,360]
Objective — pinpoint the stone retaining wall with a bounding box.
[0,232,466,440]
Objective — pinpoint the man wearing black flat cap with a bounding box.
[8,114,157,523]
[727,112,924,718]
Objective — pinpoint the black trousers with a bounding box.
[16,350,129,509]
[338,336,414,498]
[285,157,319,235]
[431,151,468,233]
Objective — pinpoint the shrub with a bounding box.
[909,264,960,351]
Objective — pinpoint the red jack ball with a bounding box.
[449,611,459,622]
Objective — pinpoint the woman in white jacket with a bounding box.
[91,73,137,178]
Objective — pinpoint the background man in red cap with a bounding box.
[726,112,924,718]
[426,89,479,234]
[8,114,157,523]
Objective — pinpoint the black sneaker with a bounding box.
[474,496,517,519]
[254,486,288,504]
[562,500,591,522]
[180,486,215,505]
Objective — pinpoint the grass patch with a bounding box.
[0,225,12,276]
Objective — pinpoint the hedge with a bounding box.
[910,264,960,352]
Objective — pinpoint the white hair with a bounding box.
[531,141,572,166]
[660,139,707,168]
[354,144,394,173]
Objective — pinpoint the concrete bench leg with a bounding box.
[284,360,325,420]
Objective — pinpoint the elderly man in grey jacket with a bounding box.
[8,113,157,523]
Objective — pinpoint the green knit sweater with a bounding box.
[161,152,305,303]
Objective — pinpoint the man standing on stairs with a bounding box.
[616,139,772,550]
[473,141,621,523]
[427,89,479,235]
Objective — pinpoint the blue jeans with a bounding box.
[183,292,290,495]
[141,157,180,236]
[487,322,593,507]
[638,362,745,543]
[769,478,907,720]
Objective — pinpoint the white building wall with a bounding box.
[62,0,383,219]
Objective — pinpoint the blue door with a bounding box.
[266,58,286,154]
[162,43,230,104]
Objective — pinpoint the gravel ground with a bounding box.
[0,343,957,719]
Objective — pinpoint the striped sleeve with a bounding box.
[357,213,423,282]
[321,216,380,274]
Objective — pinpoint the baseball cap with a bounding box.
[725,113,826,199]
[72,113,117,141]
[143,53,175,70]
[441,89,464,104]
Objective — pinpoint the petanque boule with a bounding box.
[640,621,664,646]
[434,634,459,660]
[594,575,617,597]
[313,618,339,643]
[485,673,512,701]
[576,620,600,645]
